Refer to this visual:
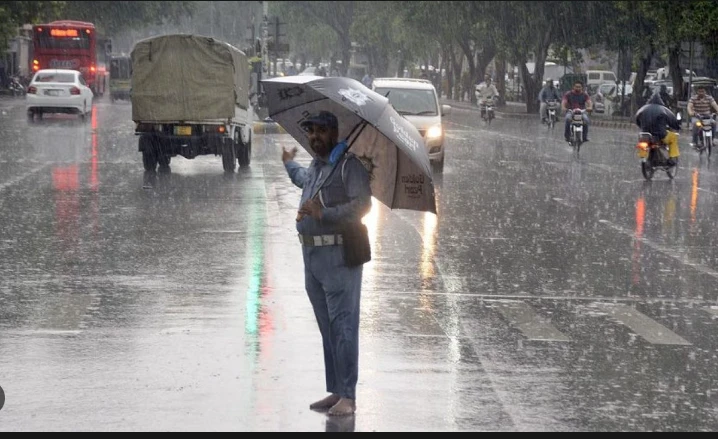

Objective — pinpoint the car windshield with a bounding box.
[374,87,438,116]
[34,72,75,83]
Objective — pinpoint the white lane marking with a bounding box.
[594,303,692,346]
[493,301,570,342]
[598,219,718,281]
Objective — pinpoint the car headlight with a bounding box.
[426,125,442,139]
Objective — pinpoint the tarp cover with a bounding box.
[131,34,249,122]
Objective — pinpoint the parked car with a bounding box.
[26,69,94,122]
[372,77,451,172]
[593,83,632,114]
[586,70,618,88]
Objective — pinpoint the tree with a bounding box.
[599,1,661,116]
[0,2,64,53]
[491,2,560,113]
[272,1,355,77]
[57,1,195,36]
[645,1,718,104]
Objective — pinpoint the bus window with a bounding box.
[36,29,91,50]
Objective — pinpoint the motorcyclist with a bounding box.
[687,85,718,148]
[635,93,681,166]
[561,80,593,143]
[538,78,561,123]
[475,74,499,118]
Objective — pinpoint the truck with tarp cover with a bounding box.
[130,34,253,172]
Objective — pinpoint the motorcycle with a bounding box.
[693,113,716,157]
[567,109,587,155]
[544,99,559,130]
[479,97,496,125]
[8,76,25,97]
[636,131,679,181]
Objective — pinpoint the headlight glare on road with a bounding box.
[427,125,442,139]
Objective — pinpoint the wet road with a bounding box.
[1,96,718,431]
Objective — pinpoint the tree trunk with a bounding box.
[339,34,352,77]
[523,29,552,114]
[496,52,506,106]
[450,47,463,101]
[631,44,656,119]
[474,45,497,105]
[668,43,684,109]
[520,61,540,114]
[458,39,475,103]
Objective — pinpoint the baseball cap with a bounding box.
[300,111,338,130]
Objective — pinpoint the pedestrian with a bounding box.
[281,110,372,416]
[361,71,373,88]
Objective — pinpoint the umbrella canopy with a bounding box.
[262,75,437,214]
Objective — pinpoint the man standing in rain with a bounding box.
[281,111,372,416]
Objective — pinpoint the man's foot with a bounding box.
[583,138,589,143]
[565,136,570,143]
[310,394,341,411]
[328,398,356,416]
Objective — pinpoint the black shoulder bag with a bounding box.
[337,154,371,267]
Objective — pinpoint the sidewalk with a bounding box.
[440,98,635,131]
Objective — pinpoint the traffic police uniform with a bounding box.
[283,112,372,401]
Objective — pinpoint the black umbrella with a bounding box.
[261,75,436,214]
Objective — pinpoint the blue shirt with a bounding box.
[284,141,372,235]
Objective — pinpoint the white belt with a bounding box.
[298,234,344,247]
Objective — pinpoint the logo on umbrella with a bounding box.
[389,116,420,152]
[338,88,369,106]
[278,86,304,101]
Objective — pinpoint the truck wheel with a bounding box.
[140,135,158,171]
[222,138,236,172]
[237,130,251,167]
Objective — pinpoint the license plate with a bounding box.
[44,90,60,96]
[175,126,192,136]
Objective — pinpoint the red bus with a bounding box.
[31,20,107,96]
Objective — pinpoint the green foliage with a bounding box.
[57,1,195,35]
[271,1,356,74]
[0,1,64,50]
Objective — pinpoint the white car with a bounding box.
[26,69,94,122]
[372,77,451,172]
